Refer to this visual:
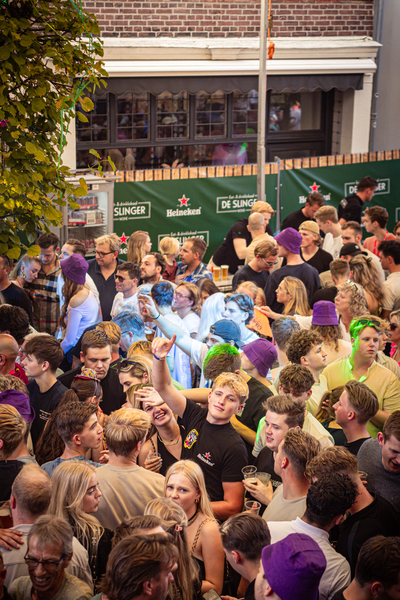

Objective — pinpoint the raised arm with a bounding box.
[139,294,194,356]
[149,335,187,418]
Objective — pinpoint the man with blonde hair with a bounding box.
[315,205,343,260]
[306,446,400,575]
[96,408,165,531]
[147,336,249,520]
[213,201,275,274]
[233,240,278,291]
[333,380,379,456]
[88,233,123,321]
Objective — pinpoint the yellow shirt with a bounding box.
[322,358,400,437]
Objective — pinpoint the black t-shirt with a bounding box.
[232,264,269,291]
[213,218,252,274]
[179,399,248,502]
[264,263,321,312]
[334,494,400,576]
[1,282,33,325]
[254,446,282,487]
[87,258,123,321]
[57,364,125,415]
[345,437,370,456]
[331,591,346,600]
[300,247,333,274]
[27,380,68,448]
[236,378,273,458]
[244,580,255,600]
[338,193,363,223]
[281,208,310,231]
[157,424,185,476]
[0,460,24,502]
[311,286,338,307]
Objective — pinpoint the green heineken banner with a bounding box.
[114,174,278,261]
[113,158,400,259]
[279,159,400,234]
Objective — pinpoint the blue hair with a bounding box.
[227,293,254,325]
[151,281,174,308]
[113,311,145,337]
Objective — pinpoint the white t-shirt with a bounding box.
[322,232,343,260]
[57,272,99,308]
[157,313,192,389]
[111,291,139,318]
[383,272,400,311]
[182,311,200,335]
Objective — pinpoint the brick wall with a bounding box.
[83,0,374,38]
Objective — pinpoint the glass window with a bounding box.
[156,91,189,140]
[233,90,258,136]
[269,92,322,132]
[117,92,149,141]
[76,95,109,143]
[195,91,226,138]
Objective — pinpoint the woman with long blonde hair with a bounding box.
[349,254,385,315]
[49,460,113,590]
[116,355,153,392]
[145,497,199,600]
[164,460,225,597]
[127,230,152,264]
[262,276,310,320]
[10,254,41,289]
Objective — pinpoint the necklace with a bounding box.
[158,430,181,447]
[187,505,199,526]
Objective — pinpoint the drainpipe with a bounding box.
[369,0,385,151]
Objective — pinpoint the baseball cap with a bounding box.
[299,221,320,235]
[339,243,367,258]
[274,228,302,254]
[209,320,241,347]
[312,301,338,326]
[261,533,327,600]
[0,389,35,423]
[61,254,88,285]
[241,338,277,377]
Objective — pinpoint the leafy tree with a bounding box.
[0,0,107,259]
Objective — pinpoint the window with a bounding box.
[76,95,109,143]
[233,90,258,136]
[195,91,226,138]
[116,92,149,141]
[269,92,322,132]
[156,91,189,139]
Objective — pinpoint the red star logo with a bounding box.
[178,194,189,206]
[119,233,128,244]
[309,182,320,193]
[205,452,211,459]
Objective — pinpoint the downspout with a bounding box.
[369,0,385,151]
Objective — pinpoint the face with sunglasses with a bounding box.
[114,270,137,295]
[387,320,400,345]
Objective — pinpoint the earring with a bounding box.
[21,271,26,279]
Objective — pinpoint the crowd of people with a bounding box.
[1,176,400,600]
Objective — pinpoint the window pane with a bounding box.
[232,90,258,136]
[156,91,189,140]
[195,90,226,138]
[76,95,110,143]
[269,92,321,131]
[117,92,149,141]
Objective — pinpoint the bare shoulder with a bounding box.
[70,288,90,308]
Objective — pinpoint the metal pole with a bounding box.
[257,0,267,202]
[275,157,281,230]
[369,0,385,151]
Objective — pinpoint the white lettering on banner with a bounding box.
[216,193,257,214]
[157,231,210,246]
[166,208,202,217]
[345,179,390,196]
[299,193,331,204]
[113,201,151,221]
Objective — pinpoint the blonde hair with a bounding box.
[314,205,338,224]
[127,340,152,359]
[119,355,153,386]
[349,255,384,305]
[236,281,258,301]
[48,461,103,568]
[145,497,198,600]
[0,404,26,458]
[165,460,215,519]
[96,321,121,352]
[10,254,41,281]
[104,408,151,456]
[337,281,368,318]
[176,282,201,314]
[127,231,150,264]
[159,237,180,257]
[251,201,275,215]
[95,233,121,253]
[211,372,249,404]
[279,276,310,316]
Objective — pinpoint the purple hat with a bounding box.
[209,320,241,347]
[312,301,338,326]
[241,338,277,377]
[261,533,327,600]
[60,254,88,285]
[274,228,302,254]
[0,389,35,423]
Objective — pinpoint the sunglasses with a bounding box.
[114,274,126,282]
[389,323,399,331]
[117,359,140,372]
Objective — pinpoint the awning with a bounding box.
[92,72,363,96]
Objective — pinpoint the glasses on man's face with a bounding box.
[117,359,139,373]
[354,318,381,329]
[114,274,126,282]
[262,258,279,268]
[389,323,399,331]
[174,292,190,300]
[24,553,65,573]
[96,250,114,258]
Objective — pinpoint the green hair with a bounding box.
[349,317,382,341]
[203,343,240,369]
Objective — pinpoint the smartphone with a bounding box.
[203,590,222,600]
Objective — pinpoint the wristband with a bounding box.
[153,353,165,361]
[154,313,160,320]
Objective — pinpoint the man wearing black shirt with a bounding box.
[22,335,67,448]
[149,335,248,521]
[333,381,379,457]
[338,176,377,225]
[281,192,324,231]
[311,258,350,307]
[87,233,123,321]
[58,329,125,415]
[220,513,271,600]
[232,240,278,291]
[0,256,33,325]
[213,201,275,274]
[299,221,333,274]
